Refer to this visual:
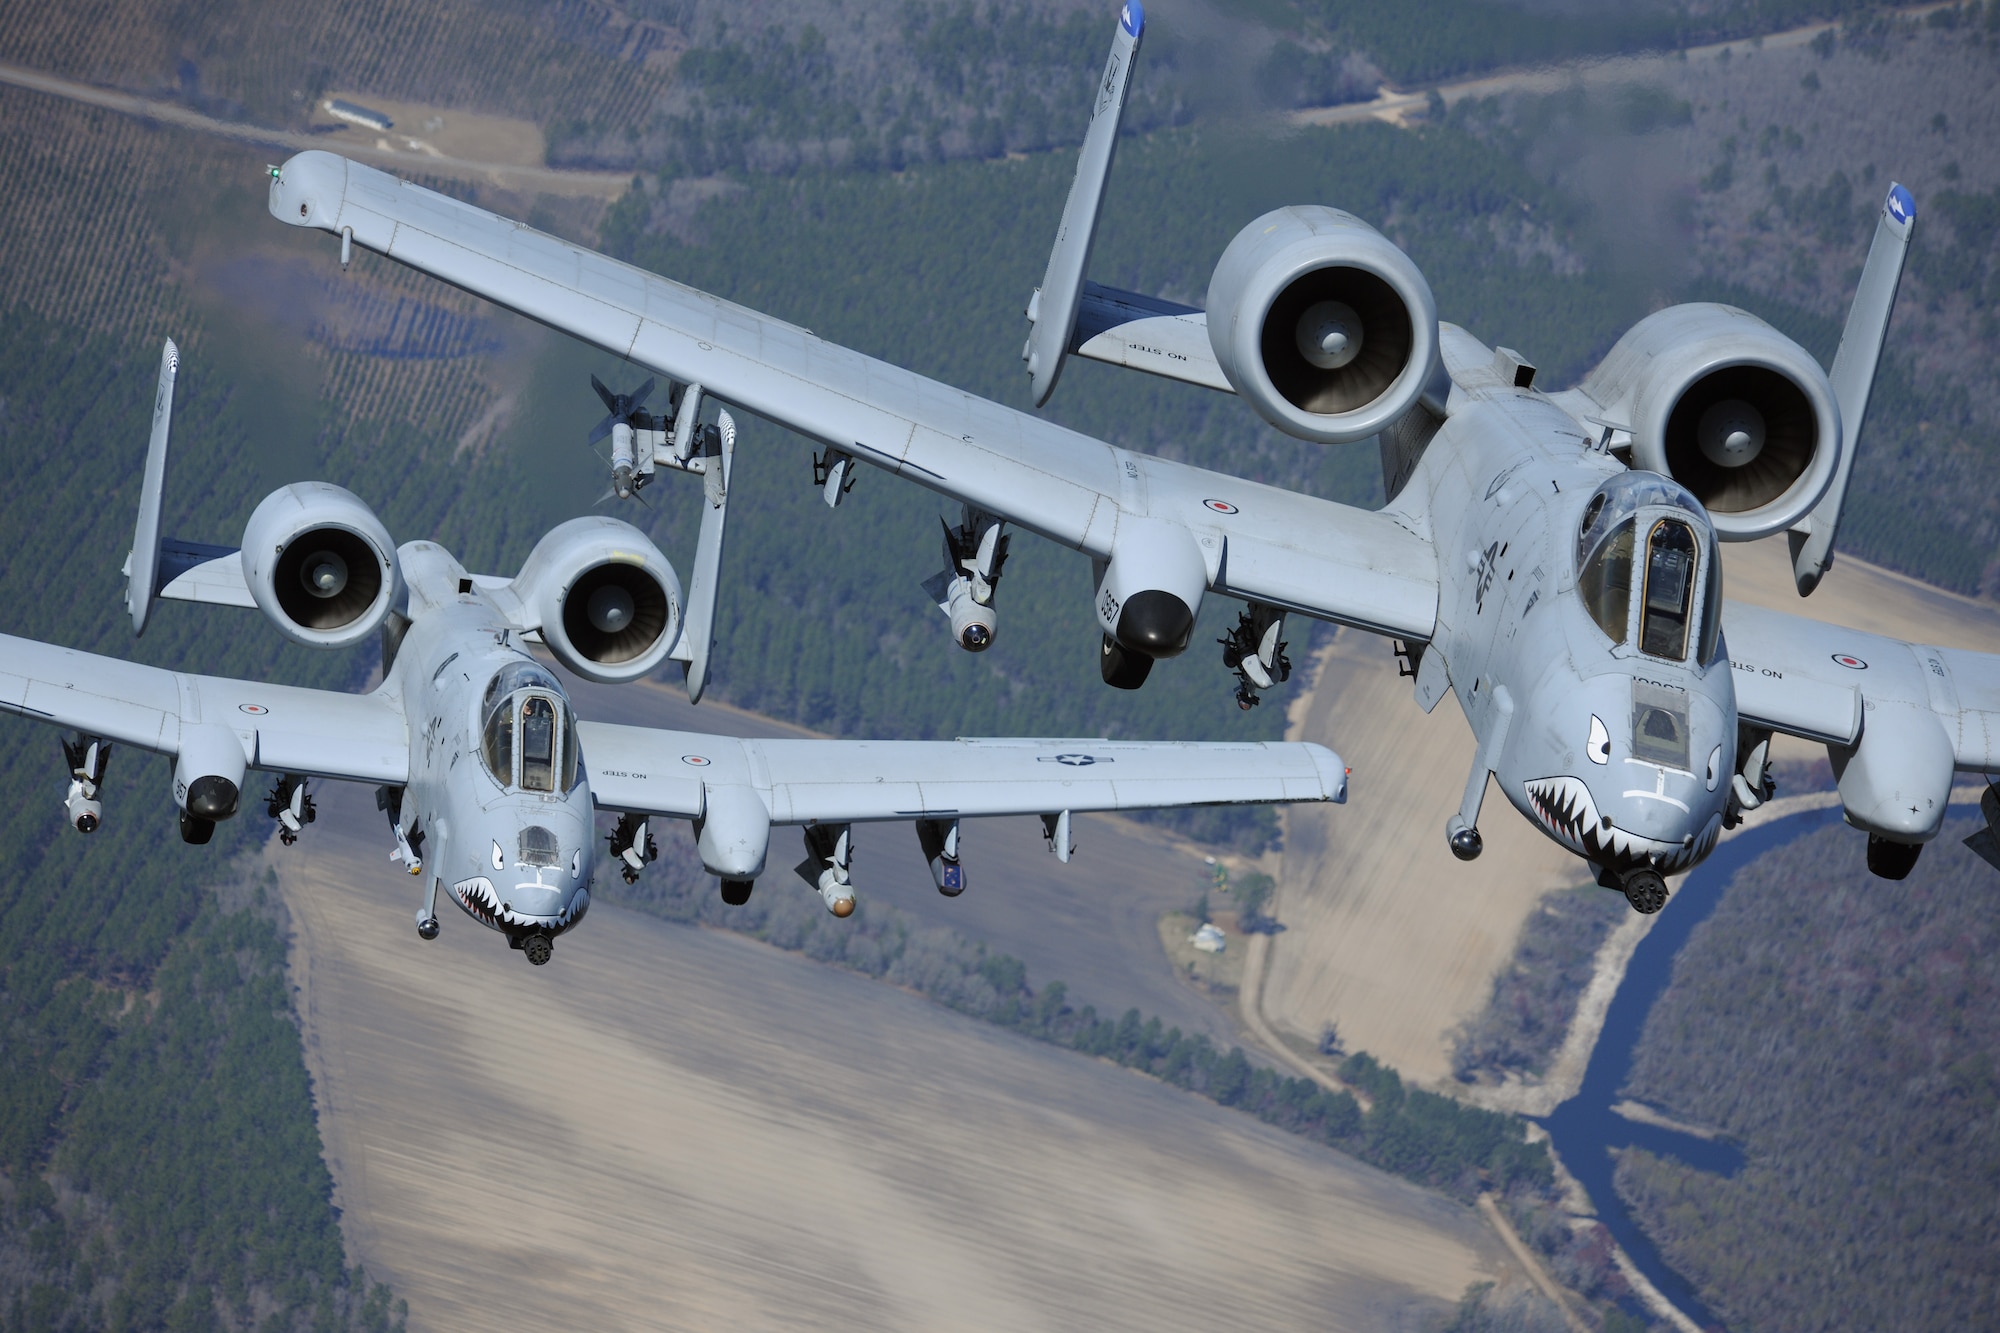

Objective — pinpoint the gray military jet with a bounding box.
[261,1,2000,911]
[0,340,1347,965]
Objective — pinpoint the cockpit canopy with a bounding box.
[1574,472,1721,664]
[480,661,579,794]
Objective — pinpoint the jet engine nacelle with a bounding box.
[1577,303,1843,541]
[1207,206,1441,445]
[510,517,683,684]
[242,483,401,648]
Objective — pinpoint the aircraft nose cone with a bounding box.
[504,884,566,921]
[1116,590,1196,657]
[1611,790,1693,843]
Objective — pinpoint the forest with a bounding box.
[1452,887,1627,1086]
[0,4,1996,1327]
[0,311,402,1330]
[1616,814,2000,1331]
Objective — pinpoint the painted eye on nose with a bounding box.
[490,840,505,871]
[570,849,582,880]
[1587,715,1610,765]
[1707,745,1723,791]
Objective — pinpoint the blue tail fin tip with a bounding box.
[1121,1,1143,37]
[1887,183,1916,224]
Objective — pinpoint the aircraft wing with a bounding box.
[576,720,1346,823]
[1722,602,2000,767]
[0,633,410,783]
[268,152,1440,641]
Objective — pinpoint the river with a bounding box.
[1539,804,1848,1330]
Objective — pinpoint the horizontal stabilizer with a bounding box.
[157,541,255,608]
[1068,281,1231,393]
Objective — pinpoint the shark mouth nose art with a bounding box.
[1524,775,1720,873]
[450,876,589,932]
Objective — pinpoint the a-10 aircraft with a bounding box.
[0,340,1347,965]
[265,0,2000,912]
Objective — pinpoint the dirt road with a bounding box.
[1291,3,1955,129]
[0,61,630,197]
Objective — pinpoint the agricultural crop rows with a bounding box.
[0,88,192,342]
[0,0,178,96]
[315,345,493,450]
[305,235,506,447]
[0,0,664,135]
[0,85,509,475]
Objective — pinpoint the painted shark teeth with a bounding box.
[449,876,589,932]
[1523,776,1722,874]
[1526,775,1594,850]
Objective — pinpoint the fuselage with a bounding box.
[386,542,597,946]
[1399,327,1734,880]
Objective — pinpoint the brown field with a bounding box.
[276,777,1526,1331]
[1262,535,2000,1091]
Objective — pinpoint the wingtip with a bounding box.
[1886,182,1915,227]
[1120,0,1143,38]
[1304,743,1348,803]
